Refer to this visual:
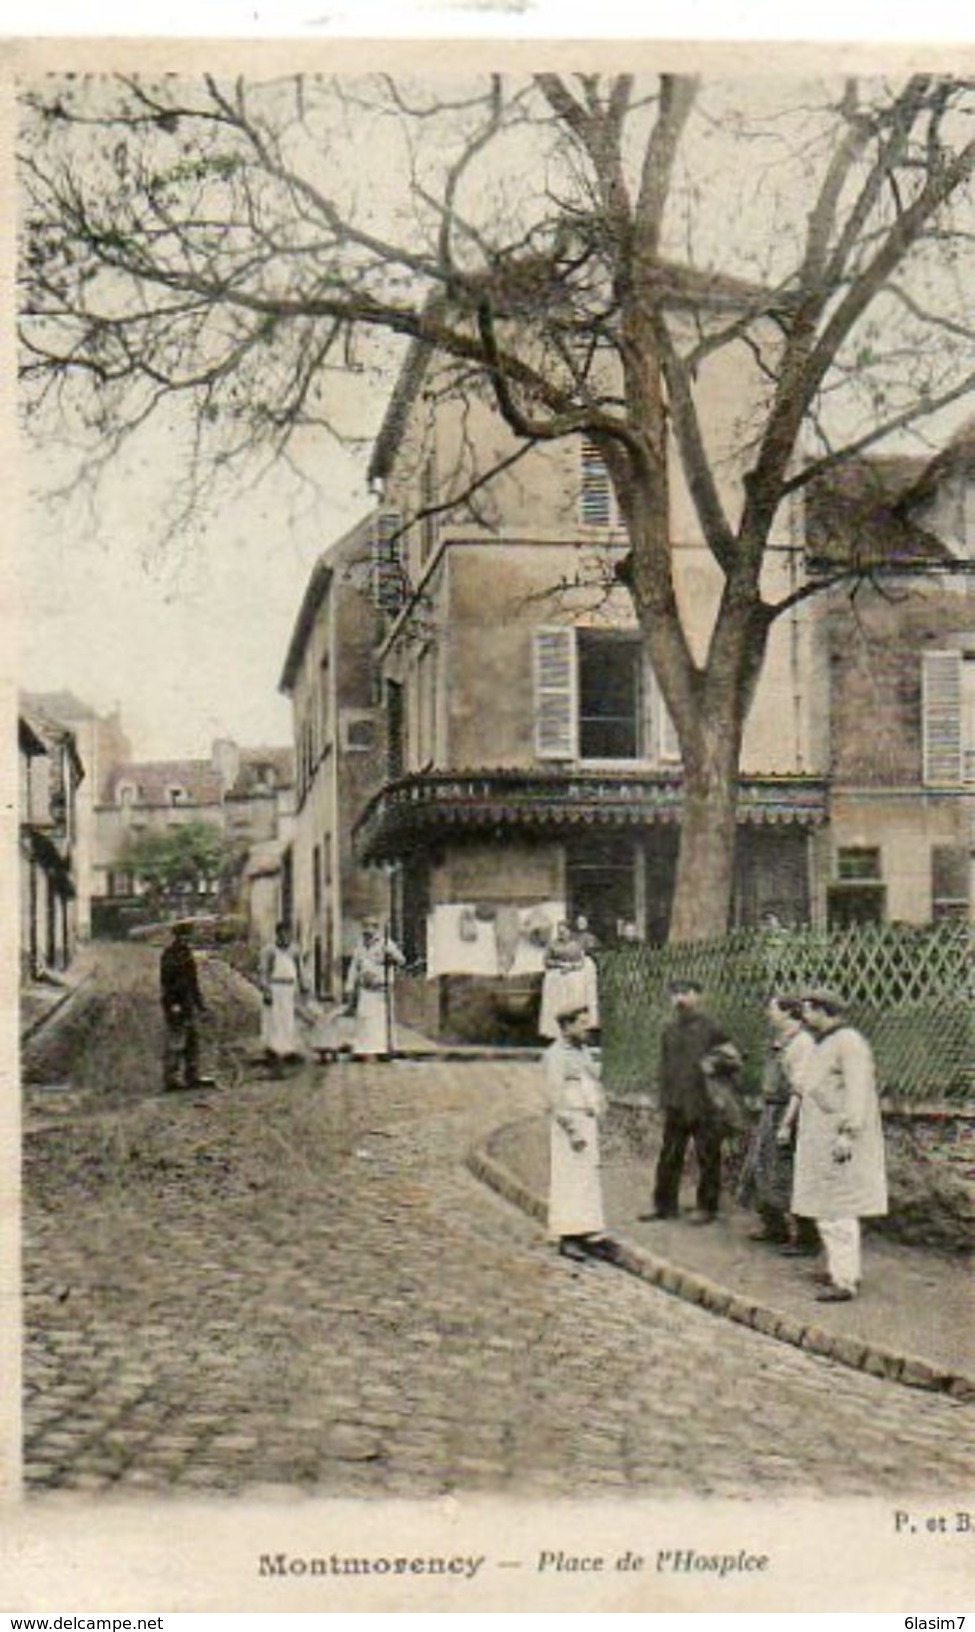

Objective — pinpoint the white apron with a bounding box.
[544,1037,606,1238]
[539,956,600,1040]
[346,935,403,1058]
[260,946,299,1057]
[353,985,392,1058]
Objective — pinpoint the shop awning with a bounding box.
[353,768,829,864]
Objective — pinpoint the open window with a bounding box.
[533,626,672,764]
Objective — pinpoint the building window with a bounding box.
[386,681,405,780]
[416,644,438,767]
[827,847,886,927]
[533,626,664,764]
[117,783,137,807]
[373,508,407,615]
[922,650,975,785]
[534,627,578,760]
[931,844,971,921]
[340,710,376,753]
[836,847,882,882]
[579,439,619,529]
[169,786,187,806]
[319,655,331,752]
[577,629,642,760]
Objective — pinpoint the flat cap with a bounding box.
[802,987,848,1014]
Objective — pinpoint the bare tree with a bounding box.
[19,71,975,939]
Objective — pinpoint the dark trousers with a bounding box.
[163,1013,200,1088]
[654,1111,723,1217]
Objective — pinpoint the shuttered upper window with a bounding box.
[534,627,578,760]
[533,627,677,764]
[922,650,966,785]
[580,439,618,528]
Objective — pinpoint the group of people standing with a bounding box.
[258,915,406,1066]
[544,976,888,1304]
[159,915,405,1084]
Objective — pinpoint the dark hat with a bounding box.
[668,976,702,995]
[802,986,847,1015]
[172,919,194,936]
[555,1002,590,1026]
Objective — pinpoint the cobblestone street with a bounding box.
[22,946,973,1500]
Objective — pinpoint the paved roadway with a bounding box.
[22,945,973,1498]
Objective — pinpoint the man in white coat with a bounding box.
[792,988,888,1303]
[543,1003,615,1264]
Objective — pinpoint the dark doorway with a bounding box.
[399,860,430,966]
[566,835,637,946]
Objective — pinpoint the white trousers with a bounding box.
[817,1217,861,1293]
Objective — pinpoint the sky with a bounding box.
[15,29,975,763]
[21,408,378,759]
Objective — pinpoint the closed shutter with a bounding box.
[373,508,406,614]
[534,627,578,760]
[580,439,614,527]
[922,650,963,784]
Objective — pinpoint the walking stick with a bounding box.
[383,919,394,1060]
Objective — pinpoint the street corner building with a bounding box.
[280,314,975,1045]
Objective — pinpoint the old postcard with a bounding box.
[4,18,975,1615]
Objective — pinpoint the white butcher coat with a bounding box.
[792,1023,888,1220]
[544,1035,607,1238]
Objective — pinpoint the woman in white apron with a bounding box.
[259,922,303,1067]
[543,1003,615,1263]
[538,924,600,1041]
[346,918,405,1061]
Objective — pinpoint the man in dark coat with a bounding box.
[640,978,741,1225]
[160,920,207,1091]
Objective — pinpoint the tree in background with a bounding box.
[19,72,975,938]
[116,820,241,914]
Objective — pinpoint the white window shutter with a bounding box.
[580,439,614,528]
[534,627,578,760]
[922,650,963,784]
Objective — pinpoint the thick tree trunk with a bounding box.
[668,745,743,943]
[661,590,771,944]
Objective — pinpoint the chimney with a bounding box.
[212,738,240,793]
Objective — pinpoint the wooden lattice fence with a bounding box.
[597,922,974,1104]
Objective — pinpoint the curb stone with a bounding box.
[20,971,96,1046]
[466,1122,975,1404]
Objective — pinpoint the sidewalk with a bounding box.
[19,948,95,1043]
[302,998,539,1062]
[469,1111,975,1402]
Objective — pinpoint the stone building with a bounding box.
[94,739,295,937]
[351,295,830,1003]
[18,706,85,978]
[812,421,975,926]
[21,691,131,940]
[279,516,387,998]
